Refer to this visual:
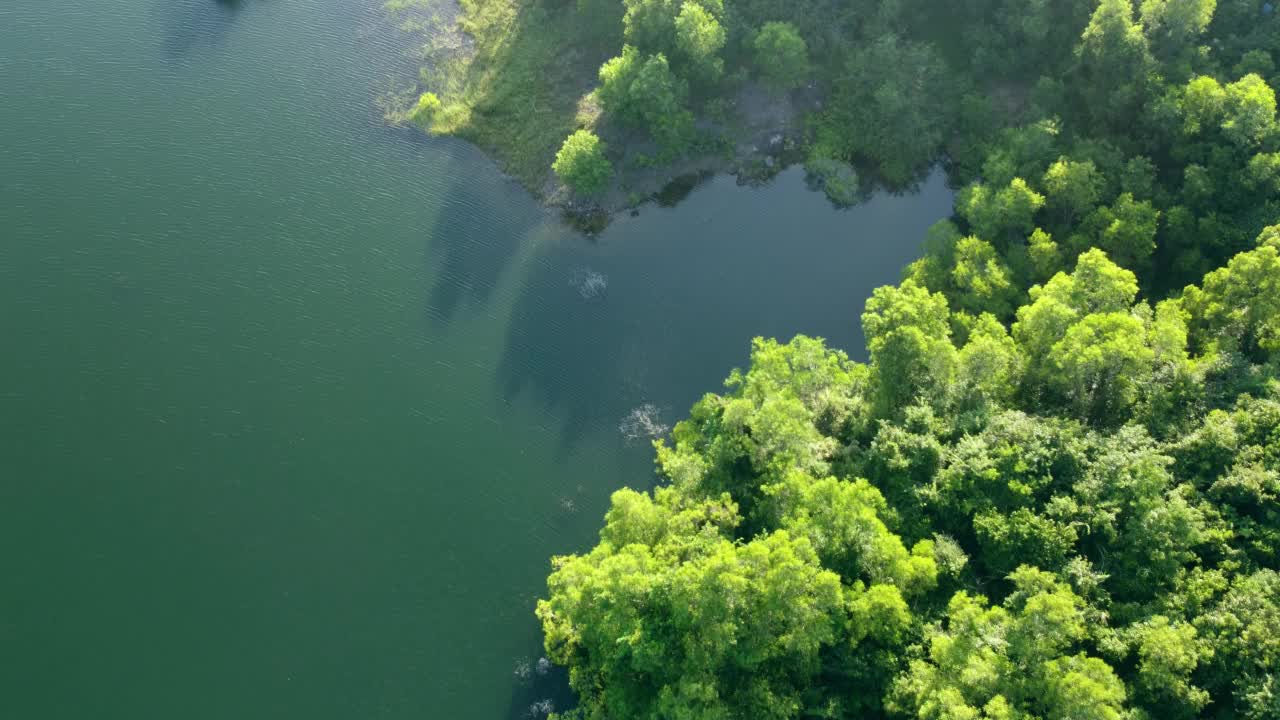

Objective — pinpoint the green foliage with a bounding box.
[753,22,809,92]
[553,130,614,196]
[674,2,726,83]
[862,280,956,418]
[538,490,845,720]
[1223,74,1279,149]
[409,91,442,127]
[1181,75,1230,134]
[1183,230,1280,361]
[1049,311,1156,424]
[543,220,1280,716]
[888,568,1126,720]
[949,237,1017,317]
[803,154,861,207]
[1044,157,1104,225]
[955,315,1025,413]
[1028,227,1062,281]
[598,45,646,124]
[1078,192,1161,272]
[765,472,938,594]
[534,3,1280,719]
[817,35,953,186]
[1126,615,1211,715]
[621,0,680,54]
[1011,249,1180,425]
[1140,0,1216,67]
[1195,570,1280,719]
[1075,0,1154,132]
[599,47,694,153]
[957,178,1046,248]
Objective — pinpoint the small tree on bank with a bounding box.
[553,130,614,196]
[410,92,441,128]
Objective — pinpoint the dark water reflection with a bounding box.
[420,146,538,325]
[498,168,954,448]
[161,0,251,56]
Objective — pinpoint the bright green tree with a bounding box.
[1076,0,1154,132]
[862,280,957,418]
[956,314,1025,412]
[1183,230,1280,361]
[1127,615,1211,717]
[958,177,1046,247]
[1195,571,1280,719]
[1078,193,1161,272]
[1140,0,1216,65]
[762,471,937,593]
[1066,426,1206,601]
[653,335,861,510]
[1048,311,1156,425]
[1246,152,1280,194]
[674,1,725,82]
[552,130,614,196]
[950,236,1018,317]
[538,487,846,720]
[1180,75,1228,134]
[409,92,441,127]
[621,0,680,55]
[598,45,645,122]
[598,48,693,152]
[1028,227,1063,280]
[1222,73,1278,148]
[1044,157,1105,226]
[888,567,1129,720]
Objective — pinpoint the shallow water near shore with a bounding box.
[0,1,952,718]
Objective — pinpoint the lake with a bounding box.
[0,1,952,717]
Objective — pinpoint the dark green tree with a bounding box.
[753,22,809,92]
[1075,0,1154,133]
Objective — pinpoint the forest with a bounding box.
[530,1,1280,718]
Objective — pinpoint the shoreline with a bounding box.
[385,0,828,228]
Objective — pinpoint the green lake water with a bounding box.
[0,1,952,717]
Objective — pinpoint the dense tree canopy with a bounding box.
[550,0,1277,247]
[536,0,1280,718]
[542,227,1280,719]
[598,46,694,155]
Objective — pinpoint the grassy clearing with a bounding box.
[387,0,802,209]
[392,0,609,191]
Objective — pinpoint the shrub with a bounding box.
[409,92,442,128]
[553,130,614,196]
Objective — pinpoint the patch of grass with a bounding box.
[399,0,613,190]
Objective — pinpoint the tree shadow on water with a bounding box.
[417,138,542,327]
[160,0,252,56]
[497,252,668,452]
[493,168,957,451]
